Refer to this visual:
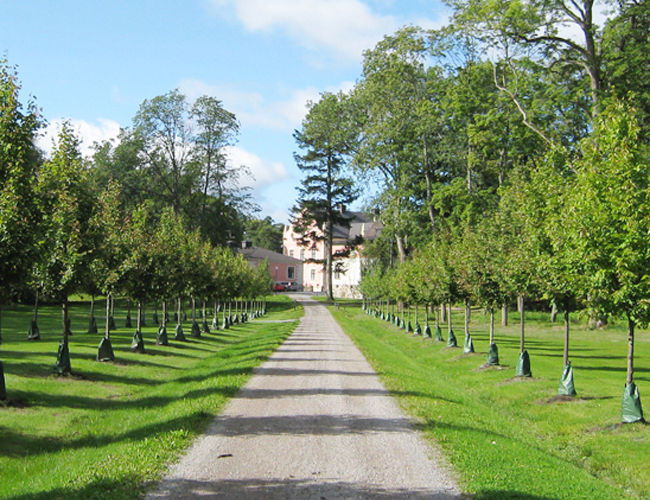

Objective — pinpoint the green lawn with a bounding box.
[0,296,300,500]
[331,303,649,500]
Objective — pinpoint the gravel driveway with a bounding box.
[145,295,461,499]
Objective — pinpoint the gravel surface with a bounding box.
[145,296,462,499]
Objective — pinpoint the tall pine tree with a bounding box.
[292,92,359,300]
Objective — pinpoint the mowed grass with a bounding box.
[331,303,650,500]
[0,296,301,500]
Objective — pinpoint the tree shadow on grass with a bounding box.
[4,475,145,500]
[577,365,650,374]
[0,408,216,459]
[0,350,63,359]
[493,338,598,352]
[533,352,627,362]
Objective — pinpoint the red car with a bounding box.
[273,282,285,292]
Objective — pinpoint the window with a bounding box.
[288,266,295,279]
[311,248,317,260]
[334,270,341,280]
[289,249,294,258]
[310,269,316,280]
[300,249,305,261]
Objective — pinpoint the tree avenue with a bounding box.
[0,71,275,397]
[1,1,649,429]
[288,1,650,423]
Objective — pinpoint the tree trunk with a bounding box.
[177,298,182,327]
[137,301,142,333]
[90,294,95,321]
[502,303,508,326]
[627,316,635,386]
[518,295,525,353]
[489,308,495,344]
[34,290,39,323]
[564,310,570,367]
[325,226,334,301]
[464,299,470,336]
[105,293,111,340]
[62,296,69,340]
[447,303,452,332]
[191,297,196,323]
[395,234,407,264]
[424,170,436,231]
[441,303,446,323]
[162,300,167,328]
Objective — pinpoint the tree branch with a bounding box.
[492,62,553,147]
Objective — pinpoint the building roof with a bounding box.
[332,211,383,243]
[237,246,303,265]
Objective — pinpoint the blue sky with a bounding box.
[1,0,450,223]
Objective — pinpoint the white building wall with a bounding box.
[332,251,365,299]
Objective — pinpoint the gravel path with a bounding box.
[145,296,462,500]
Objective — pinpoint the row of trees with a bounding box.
[292,1,649,422]
[0,61,273,400]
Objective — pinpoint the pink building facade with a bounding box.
[282,211,382,297]
[237,244,303,289]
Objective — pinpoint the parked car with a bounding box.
[273,282,285,292]
[284,282,300,291]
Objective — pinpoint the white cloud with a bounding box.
[207,0,445,61]
[179,78,322,132]
[37,118,121,158]
[226,145,290,190]
[229,0,394,59]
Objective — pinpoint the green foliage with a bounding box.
[243,216,284,252]
[92,89,254,247]
[354,27,444,258]
[567,101,650,323]
[0,59,42,299]
[447,0,606,128]
[35,122,95,303]
[603,0,650,133]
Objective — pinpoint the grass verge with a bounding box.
[331,304,649,500]
[0,296,299,500]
